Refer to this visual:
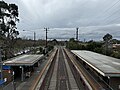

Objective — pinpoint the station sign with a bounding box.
[3,66,11,70]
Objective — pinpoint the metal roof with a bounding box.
[72,50,120,77]
[3,54,43,66]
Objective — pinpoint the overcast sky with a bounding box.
[3,0,120,41]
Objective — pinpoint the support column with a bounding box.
[20,66,24,81]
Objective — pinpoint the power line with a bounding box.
[97,0,120,26]
[85,0,120,27]
[106,16,120,24]
[100,0,120,16]
[100,7,120,25]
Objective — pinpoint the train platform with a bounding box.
[16,59,48,90]
[72,50,120,77]
[72,50,120,90]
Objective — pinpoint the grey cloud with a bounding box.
[3,0,120,40]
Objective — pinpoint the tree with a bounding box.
[103,33,112,42]
[0,1,19,59]
[103,33,113,55]
[69,38,75,42]
[67,38,84,50]
[52,39,58,45]
[86,41,103,52]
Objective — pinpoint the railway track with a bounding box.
[32,47,110,90]
[47,47,79,90]
[56,47,70,90]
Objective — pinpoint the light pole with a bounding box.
[12,71,16,90]
[0,47,3,81]
[23,30,36,54]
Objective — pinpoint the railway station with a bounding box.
[3,54,44,82]
[27,47,120,90]
[1,47,120,90]
[72,50,120,90]
[1,0,120,90]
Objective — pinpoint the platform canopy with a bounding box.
[3,54,43,66]
[72,50,120,77]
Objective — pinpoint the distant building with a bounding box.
[113,44,120,49]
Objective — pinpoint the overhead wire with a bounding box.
[83,0,120,27]
[100,8,120,25]
[78,0,120,41]
[106,16,120,25]
[99,0,120,17]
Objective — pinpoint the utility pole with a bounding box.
[34,32,36,43]
[44,28,49,54]
[76,27,79,41]
[44,28,49,48]
[33,32,36,54]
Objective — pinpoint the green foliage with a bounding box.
[111,51,120,59]
[47,45,54,51]
[0,1,19,41]
[0,1,19,59]
[66,38,86,50]
[67,35,120,59]
[69,38,76,42]
[86,41,103,51]
[94,47,103,53]
[67,38,103,54]
[111,39,120,44]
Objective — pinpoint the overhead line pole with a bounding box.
[44,28,49,48]
[44,28,49,54]
[76,27,79,41]
[33,31,36,54]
